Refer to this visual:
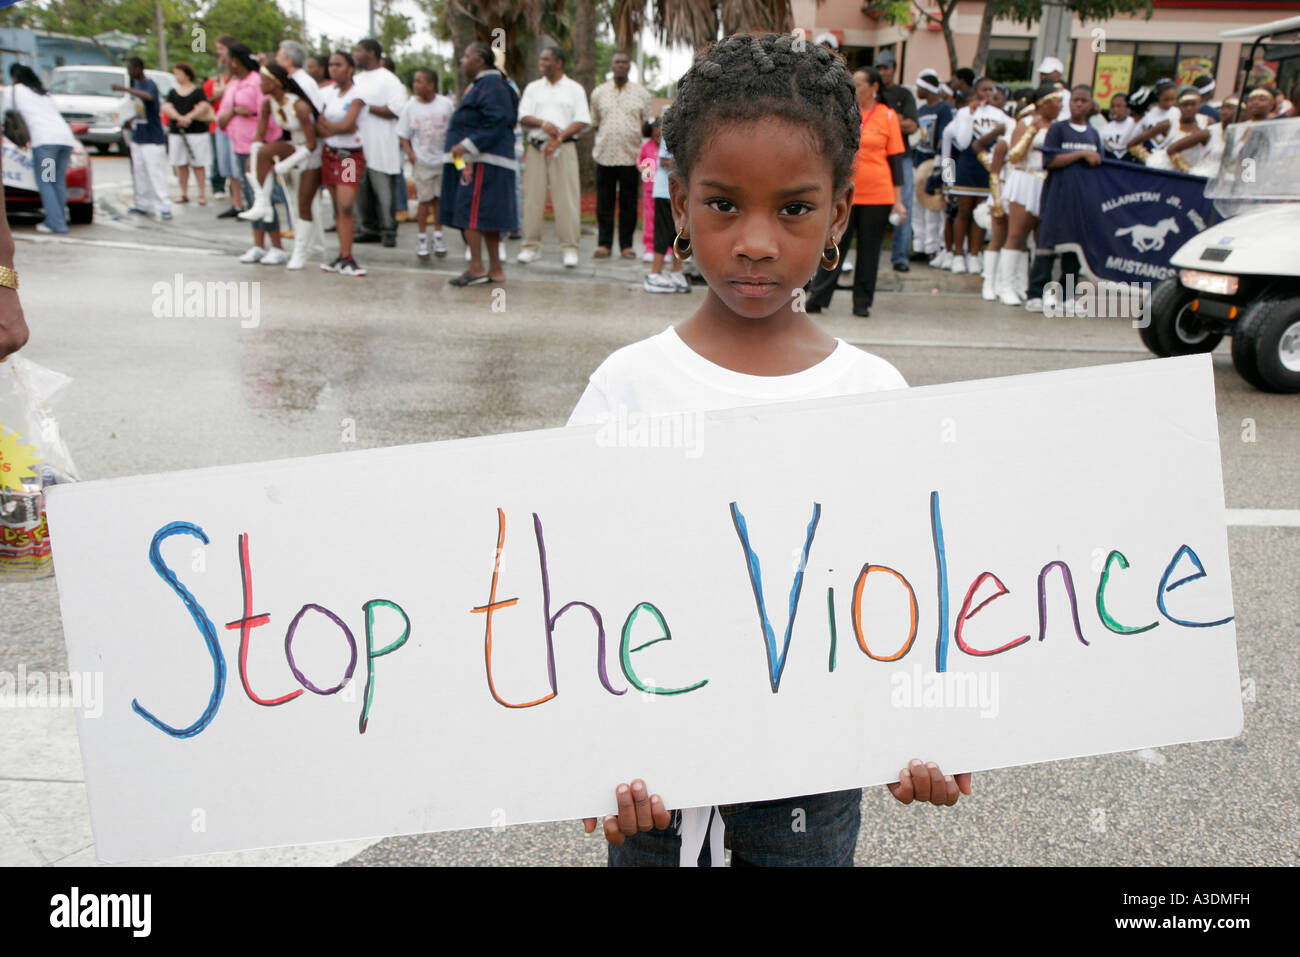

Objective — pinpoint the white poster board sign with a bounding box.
[1,138,39,193]
[45,356,1242,862]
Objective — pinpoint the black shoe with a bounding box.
[354,232,381,243]
[217,207,239,219]
[892,262,910,272]
[853,308,871,317]
[804,303,822,314]
[381,235,397,248]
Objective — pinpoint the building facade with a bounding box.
[794,0,1300,99]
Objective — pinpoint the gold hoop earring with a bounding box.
[673,230,692,260]
[820,241,841,271]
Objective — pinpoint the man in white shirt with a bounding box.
[352,38,408,247]
[516,45,591,267]
[276,40,323,112]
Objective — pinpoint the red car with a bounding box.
[2,121,95,225]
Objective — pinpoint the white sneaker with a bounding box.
[417,234,430,258]
[966,253,981,275]
[260,247,288,266]
[950,254,966,274]
[669,271,691,293]
[931,250,951,269]
[433,233,447,257]
[563,249,579,268]
[517,248,541,264]
[643,272,676,293]
[642,250,654,263]
[1024,297,1044,313]
[239,245,265,263]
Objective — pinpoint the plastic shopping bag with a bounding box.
[0,355,78,582]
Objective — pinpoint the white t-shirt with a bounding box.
[1100,116,1135,158]
[3,84,78,149]
[353,66,408,173]
[320,84,365,150]
[567,327,908,427]
[289,68,324,113]
[397,94,454,168]
[518,74,592,134]
[1137,104,1179,150]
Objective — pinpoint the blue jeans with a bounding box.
[891,157,915,266]
[32,144,72,232]
[608,788,862,867]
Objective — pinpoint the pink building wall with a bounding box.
[790,0,1297,95]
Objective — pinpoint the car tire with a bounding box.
[68,203,93,225]
[94,143,111,155]
[1232,293,1300,393]
[1149,276,1224,356]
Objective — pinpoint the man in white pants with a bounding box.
[517,45,590,267]
[115,58,172,220]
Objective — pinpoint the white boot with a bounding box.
[238,168,276,222]
[996,250,1024,306]
[309,192,329,251]
[287,217,316,270]
[275,145,311,176]
[1016,250,1030,301]
[981,250,999,300]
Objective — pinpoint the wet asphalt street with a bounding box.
[2,155,1297,866]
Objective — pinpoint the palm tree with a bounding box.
[611,0,795,53]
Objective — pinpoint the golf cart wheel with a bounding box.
[68,203,93,225]
[1232,294,1300,394]
[1150,277,1224,356]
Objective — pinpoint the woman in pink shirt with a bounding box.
[219,42,284,263]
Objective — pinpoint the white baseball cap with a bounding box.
[1038,56,1065,76]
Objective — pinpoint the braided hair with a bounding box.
[661,34,860,194]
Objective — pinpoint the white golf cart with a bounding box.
[1140,14,1300,393]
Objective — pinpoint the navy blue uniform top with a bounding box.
[445,69,519,161]
[131,78,166,145]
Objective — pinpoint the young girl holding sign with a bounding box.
[567,33,972,867]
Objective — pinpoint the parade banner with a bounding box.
[45,357,1242,862]
[1037,158,1216,283]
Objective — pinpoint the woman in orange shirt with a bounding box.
[805,66,907,318]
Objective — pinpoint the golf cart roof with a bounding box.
[1221,14,1300,39]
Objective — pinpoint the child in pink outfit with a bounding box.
[638,120,660,261]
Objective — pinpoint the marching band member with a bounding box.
[996,86,1062,306]
[948,76,1011,275]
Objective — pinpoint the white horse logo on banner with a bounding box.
[1115,217,1181,252]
